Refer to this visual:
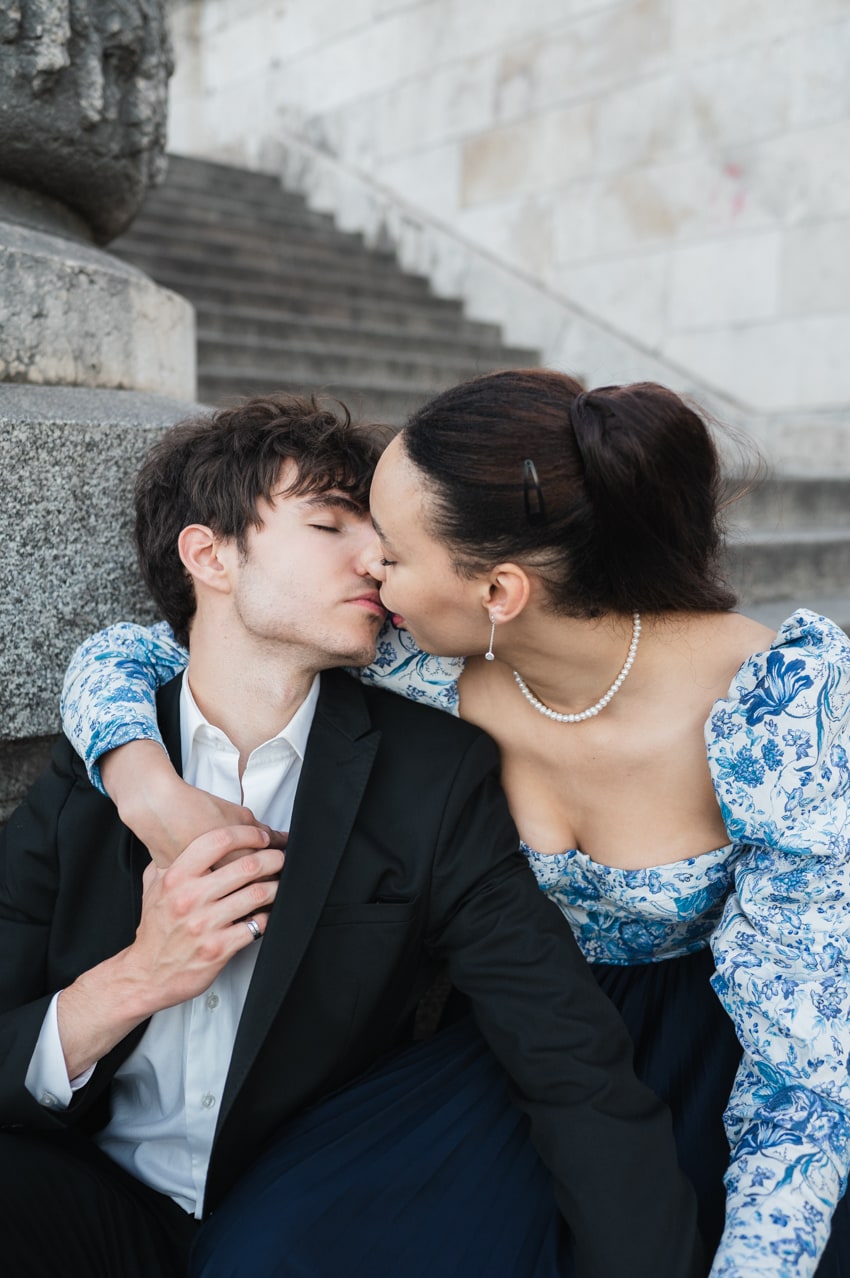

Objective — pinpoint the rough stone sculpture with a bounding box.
[0,0,172,242]
[0,0,193,399]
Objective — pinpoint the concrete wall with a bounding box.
[166,0,850,419]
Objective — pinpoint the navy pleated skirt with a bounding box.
[191,947,850,1277]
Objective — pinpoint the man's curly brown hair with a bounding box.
[134,393,392,647]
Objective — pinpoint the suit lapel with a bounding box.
[157,676,185,778]
[220,670,381,1121]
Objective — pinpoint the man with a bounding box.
[0,395,704,1277]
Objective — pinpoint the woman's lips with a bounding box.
[391,613,406,628]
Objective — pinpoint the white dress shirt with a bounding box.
[26,671,319,1216]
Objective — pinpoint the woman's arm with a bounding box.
[100,741,263,867]
[60,622,259,865]
[62,619,463,793]
[710,844,850,1277]
[60,620,187,789]
[706,614,850,1276]
[61,617,463,865]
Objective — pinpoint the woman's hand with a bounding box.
[100,739,278,866]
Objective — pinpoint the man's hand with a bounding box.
[57,825,284,1081]
[125,825,284,1006]
[102,740,274,866]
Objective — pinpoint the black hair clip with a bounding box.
[523,458,545,524]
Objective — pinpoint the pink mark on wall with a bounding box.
[724,162,746,217]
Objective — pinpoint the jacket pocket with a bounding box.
[316,899,419,927]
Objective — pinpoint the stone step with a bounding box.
[141,184,332,231]
[125,256,455,308]
[195,302,508,350]
[117,210,369,257]
[150,274,469,330]
[196,370,439,425]
[743,593,850,634]
[118,245,433,299]
[133,199,337,244]
[729,476,850,532]
[726,528,850,603]
[197,332,532,384]
[158,156,312,205]
[116,221,392,266]
[164,153,285,194]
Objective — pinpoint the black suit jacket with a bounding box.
[0,670,704,1278]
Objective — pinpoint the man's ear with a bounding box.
[177,525,231,594]
[481,563,532,625]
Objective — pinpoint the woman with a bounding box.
[62,371,850,1277]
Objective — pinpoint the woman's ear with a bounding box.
[482,563,532,624]
[177,525,231,594]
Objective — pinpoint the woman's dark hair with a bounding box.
[135,393,391,646]
[401,369,737,617]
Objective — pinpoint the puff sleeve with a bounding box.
[60,621,188,792]
[356,618,463,713]
[705,612,850,1277]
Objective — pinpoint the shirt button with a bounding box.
[40,1092,58,1108]
[206,992,220,1010]
[201,1093,216,1109]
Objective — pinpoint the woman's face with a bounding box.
[367,435,491,657]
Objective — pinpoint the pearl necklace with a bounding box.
[512,613,642,723]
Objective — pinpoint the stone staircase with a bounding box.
[112,154,850,631]
[112,154,538,424]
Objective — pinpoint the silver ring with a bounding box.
[244,917,262,942]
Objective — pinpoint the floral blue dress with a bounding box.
[61,610,850,1278]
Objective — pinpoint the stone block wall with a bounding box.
[166,0,850,420]
[0,386,193,823]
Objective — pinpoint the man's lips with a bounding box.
[347,592,386,617]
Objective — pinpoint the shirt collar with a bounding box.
[179,671,320,771]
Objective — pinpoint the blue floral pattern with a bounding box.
[702,614,850,1277]
[61,620,188,792]
[523,841,738,964]
[60,609,850,1278]
[358,621,463,712]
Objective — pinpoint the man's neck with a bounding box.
[185,629,319,771]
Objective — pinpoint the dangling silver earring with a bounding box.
[484,613,496,662]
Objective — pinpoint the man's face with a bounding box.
[221,462,386,669]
